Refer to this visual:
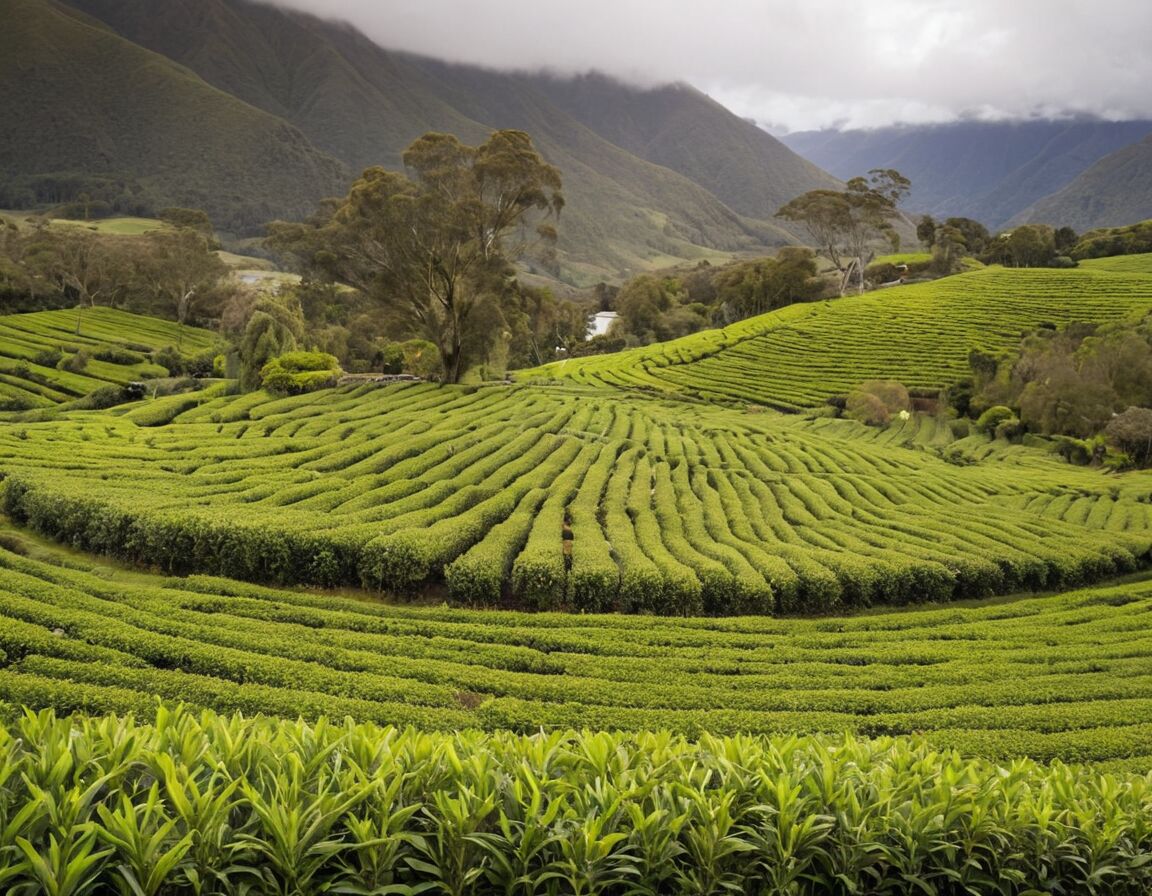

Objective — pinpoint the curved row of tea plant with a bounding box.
[1080,252,1152,274]
[526,266,1152,409]
[2,380,1151,612]
[2,380,1152,612]
[2,545,1152,763]
[0,705,1149,896]
[0,307,219,409]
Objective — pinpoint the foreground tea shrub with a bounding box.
[0,705,1149,896]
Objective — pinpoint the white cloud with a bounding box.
[265,0,1152,131]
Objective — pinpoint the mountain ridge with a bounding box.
[48,0,836,282]
[781,119,1152,228]
[1013,134,1152,231]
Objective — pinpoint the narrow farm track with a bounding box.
[1,381,1151,611]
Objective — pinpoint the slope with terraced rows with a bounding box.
[1,379,1150,613]
[0,307,219,409]
[1,544,1152,764]
[526,266,1152,408]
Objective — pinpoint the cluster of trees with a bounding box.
[962,316,1152,466]
[269,130,579,384]
[0,172,155,219]
[918,217,1079,269]
[1070,220,1152,260]
[598,248,824,347]
[0,211,228,333]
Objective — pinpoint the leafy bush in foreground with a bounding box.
[0,705,1149,896]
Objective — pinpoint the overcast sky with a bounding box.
[268,0,1152,132]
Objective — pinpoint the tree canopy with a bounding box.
[270,130,563,383]
[776,169,910,296]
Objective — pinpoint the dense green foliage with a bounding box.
[0,307,219,410]
[271,130,564,383]
[0,379,1149,609]
[967,315,1152,440]
[528,266,1152,409]
[1074,222,1152,261]
[1,707,1149,895]
[0,544,1151,762]
[0,216,228,317]
[601,249,824,346]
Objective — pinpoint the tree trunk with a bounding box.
[441,344,463,384]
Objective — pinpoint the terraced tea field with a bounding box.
[0,307,219,408]
[1,381,1150,613]
[2,270,1152,894]
[2,543,1152,764]
[527,266,1152,408]
[1080,252,1152,274]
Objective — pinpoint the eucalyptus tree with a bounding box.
[776,169,910,296]
[271,130,563,383]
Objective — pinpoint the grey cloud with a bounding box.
[265,0,1152,131]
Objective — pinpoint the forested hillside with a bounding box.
[1014,134,1152,230]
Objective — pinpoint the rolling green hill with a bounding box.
[0,307,219,409]
[0,542,1151,763]
[1080,252,1152,274]
[2,377,1149,615]
[55,0,828,282]
[0,0,348,234]
[0,270,1150,892]
[527,266,1152,408]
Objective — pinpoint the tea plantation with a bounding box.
[526,266,1152,408]
[1,381,1149,612]
[1,543,1152,765]
[0,307,219,408]
[3,264,1152,893]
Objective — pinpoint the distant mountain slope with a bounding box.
[782,120,1152,229]
[59,0,820,282]
[61,0,492,174]
[522,72,840,220]
[403,58,790,279]
[0,0,348,233]
[1013,135,1152,231]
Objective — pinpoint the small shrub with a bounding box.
[60,349,90,373]
[401,340,441,379]
[260,351,342,395]
[994,417,1024,441]
[32,347,63,368]
[975,405,1017,434]
[92,345,145,365]
[74,385,127,410]
[845,391,890,426]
